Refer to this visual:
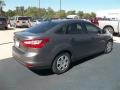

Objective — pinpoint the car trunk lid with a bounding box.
[14,31,44,52]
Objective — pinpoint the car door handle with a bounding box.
[97,34,100,36]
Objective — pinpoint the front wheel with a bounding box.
[104,40,113,53]
[5,27,8,30]
[52,53,71,74]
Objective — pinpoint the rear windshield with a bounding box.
[0,18,6,21]
[25,21,58,33]
[18,17,30,20]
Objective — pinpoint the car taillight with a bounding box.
[21,38,50,48]
[17,20,19,23]
[26,63,33,68]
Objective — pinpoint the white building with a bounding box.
[96,9,120,20]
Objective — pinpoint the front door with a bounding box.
[66,22,94,59]
[84,22,106,54]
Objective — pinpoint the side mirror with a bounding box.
[98,30,102,33]
[102,29,106,34]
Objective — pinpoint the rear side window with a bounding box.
[26,21,58,33]
[85,22,99,33]
[56,24,67,34]
[67,23,85,34]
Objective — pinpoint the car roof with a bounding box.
[13,16,30,17]
[49,19,89,24]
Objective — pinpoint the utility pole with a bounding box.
[39,0,41,18]
[60,0,61,18]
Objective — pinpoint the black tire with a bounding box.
[118,32,120,37]
[5,27,8,30]
[104,40,113,54]
[52,53,71,74]
[104,26,114,35]
[14,24,17,28]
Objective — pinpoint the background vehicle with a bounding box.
[91,18,120,35]
[30,19,43,27]
[66,15,79,19]
[10,16,31,28]
[0,17,8,30]
[12,19,113,74]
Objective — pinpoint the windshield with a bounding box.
[25,21,58,33]
[18,17,30,20]
[0,18,6,21]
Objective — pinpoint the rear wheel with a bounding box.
[104,26,114,34]
[14,24,17,28]
[104,40,113,53]
[5,27,8,30]
[52,53,71,74]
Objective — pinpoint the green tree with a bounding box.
[67,10,76,15]
[24,7,39,18]
[77,11,84,18]
[16,6,24,16]
[4,6,97,20]
[46,7,55,18]
[83,13,91,19]
[40,8,47,18]
[60,10,66,18]
[6,10,15,17]
[91,12,96,18]
[55,10,66,18]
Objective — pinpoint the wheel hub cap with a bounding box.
[57,55,69,71]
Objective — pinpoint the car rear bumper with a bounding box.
[12,46,52,69]
[0,24,7,28]
[16,23,29,27]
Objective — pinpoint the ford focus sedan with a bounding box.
[12,19,113,74]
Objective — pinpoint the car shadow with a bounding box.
[30,69,53,76]
[113,33,120,37]
[31,52,103,76]
[0,42,119,76]
[0,27,15,31]
[70,52,103,69]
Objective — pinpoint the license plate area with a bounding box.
[15,40,20,47]
[22,21,25,23]
[0,21,2,24]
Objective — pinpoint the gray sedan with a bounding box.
[12,19,113,74]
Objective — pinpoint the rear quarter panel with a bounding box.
[46,33,74,61]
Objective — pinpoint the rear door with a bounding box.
[83,22,106,54]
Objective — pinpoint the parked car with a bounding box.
[67,15,79,19]
[10,16,31,28]
[30,19,43,27]
[12,19,113,74]
[91,18,120,35]
[0,17,8,30]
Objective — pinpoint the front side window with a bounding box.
[85,23,99,33]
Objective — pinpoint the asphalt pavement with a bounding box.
[0,42,120,90]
